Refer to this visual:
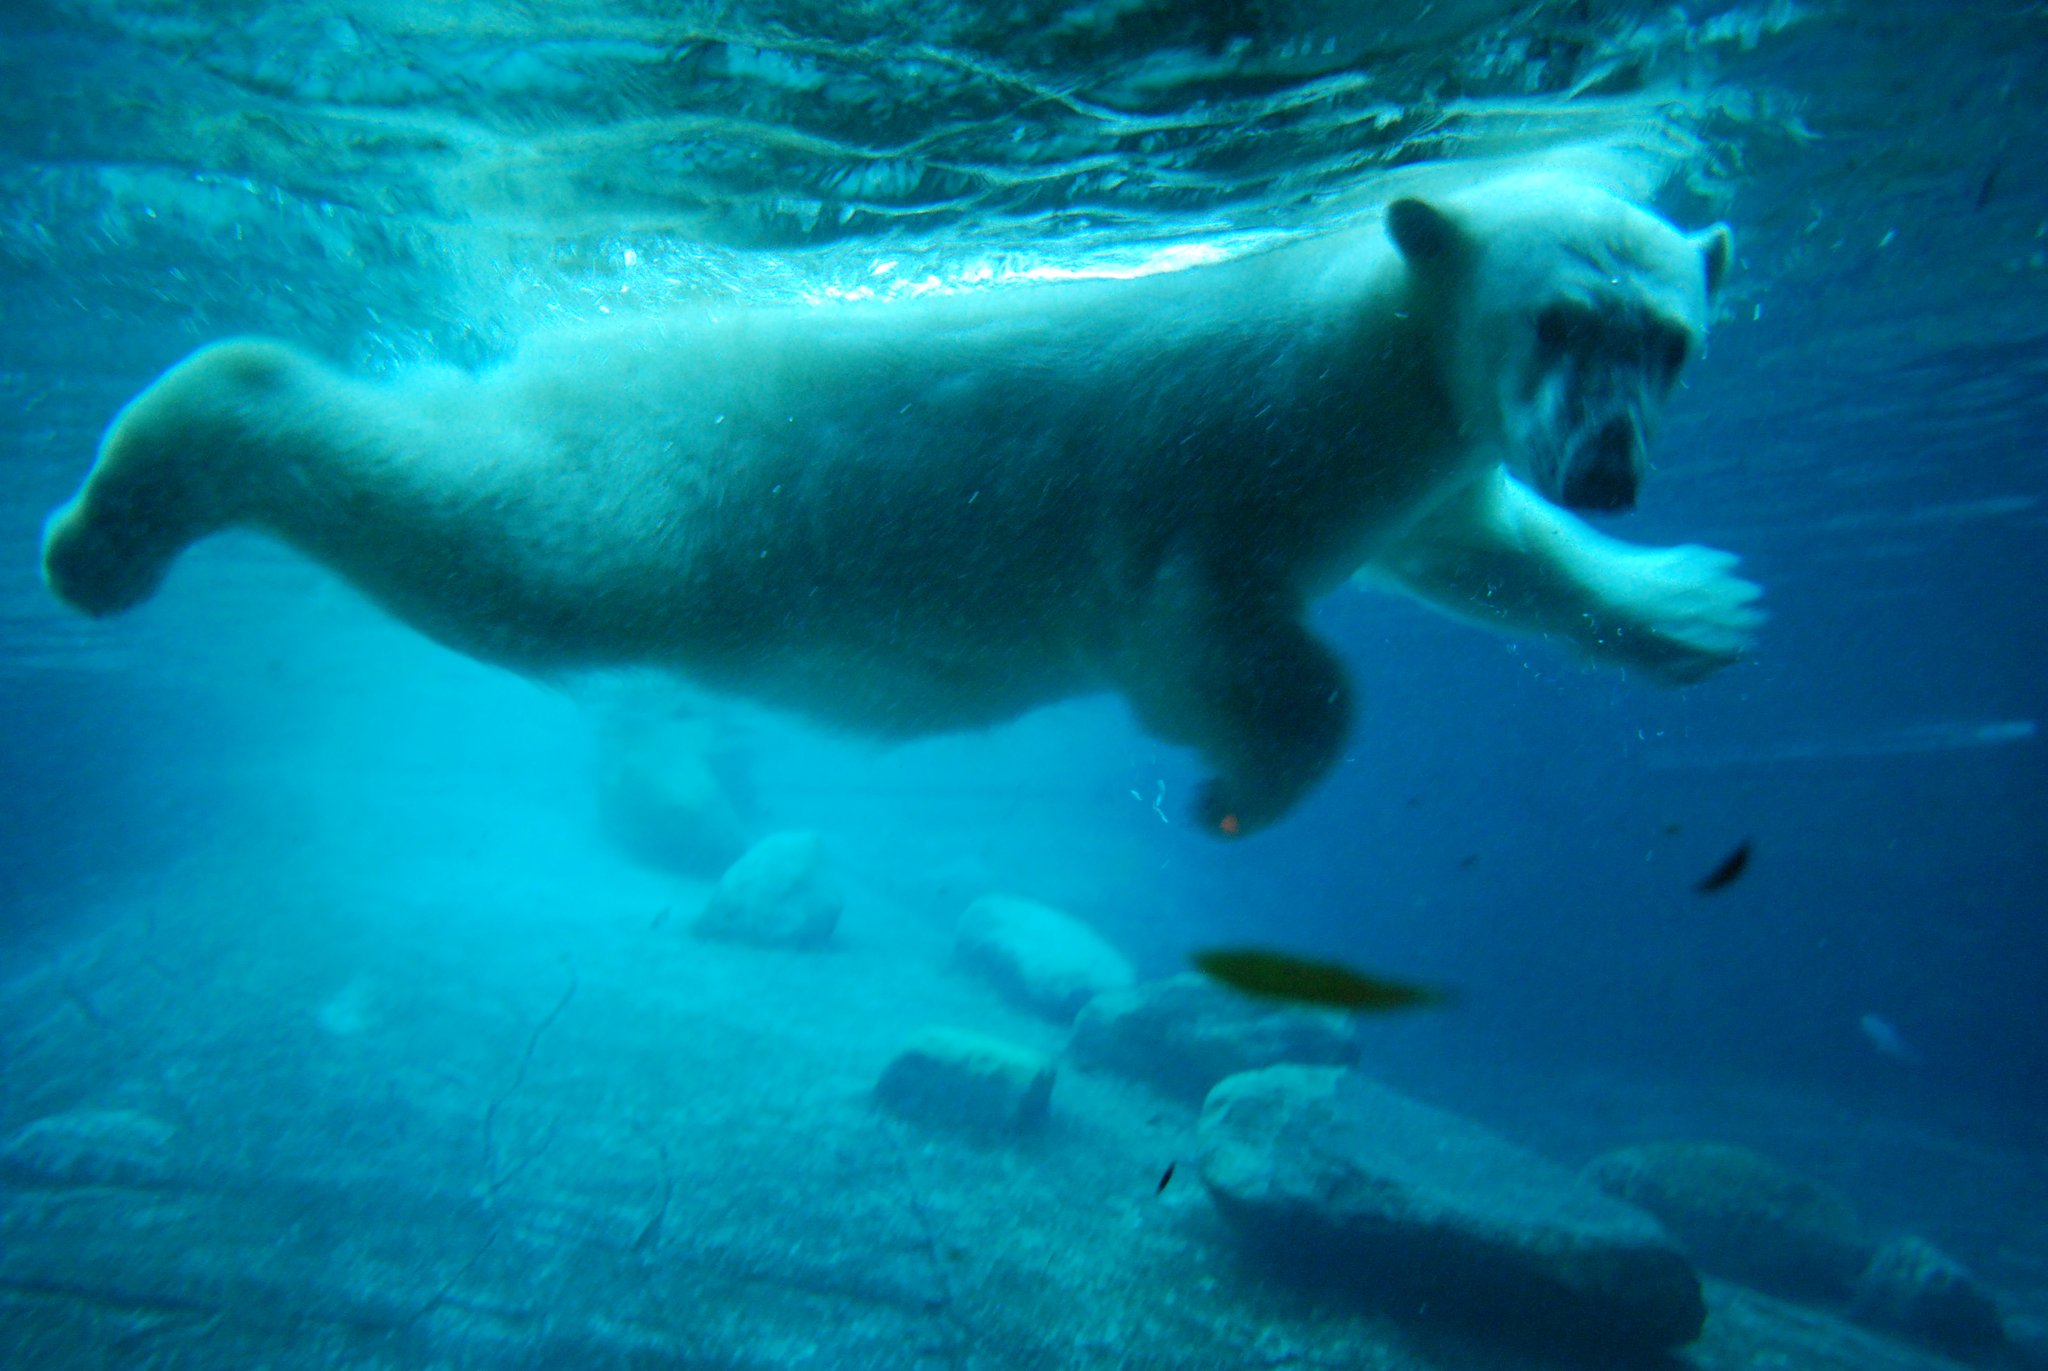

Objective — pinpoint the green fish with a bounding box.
[1192,947,1454,1012]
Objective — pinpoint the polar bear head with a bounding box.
[1389,173,1732,512]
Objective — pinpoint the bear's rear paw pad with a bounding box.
[1194,779,1258,840]
[41,498,177,618]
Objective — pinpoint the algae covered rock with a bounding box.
[954,895,1132,1021]
[1068,973,1358,1102]
[0,1108,180,1189]
[874,1026,1056,1135]
[1199,1066,1705,1356]
[1584,1140,1874,1301]
[693,830,841,947]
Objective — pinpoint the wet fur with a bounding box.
[41,172,1759,835]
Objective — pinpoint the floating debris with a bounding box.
[1192,948,1453,1012]
[1859,1013,1922,1066]
[1156,1161,1176,1194]
[1976,162,2001,210]
[1695,839,1752,894]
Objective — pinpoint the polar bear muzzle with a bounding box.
[1560,414,1644,512]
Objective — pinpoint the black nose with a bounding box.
[1560,419,1639,512]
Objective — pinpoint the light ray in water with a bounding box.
[1644,719,2036,771]
[1816,494,2038,533]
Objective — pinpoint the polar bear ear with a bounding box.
[1694,224,1734,302]
[1387,198,1469,270]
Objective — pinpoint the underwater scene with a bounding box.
[2,1,2045,1367]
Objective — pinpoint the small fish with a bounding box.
[1192,947,1453,1012]
[1859,1013,1922,1066]
[1695,838,1752,893]
[1156,1161,1176,1194]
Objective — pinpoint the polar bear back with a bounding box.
[414,235,1437,723]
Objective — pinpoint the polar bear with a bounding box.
[41,170,1759,837]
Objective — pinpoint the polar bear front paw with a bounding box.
[1605,543,1765,684]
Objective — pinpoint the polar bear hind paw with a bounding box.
[40,339,296,617]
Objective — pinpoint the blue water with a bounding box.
[3,2,2046,1367]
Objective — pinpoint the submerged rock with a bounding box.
[0,1108,179,1189]
[2007,1311,2048,1371]
[1068,973,1358,1102]
[1199,1066,1706,1356]
[693,830,841,948]
[954,895,1132,1022]
[595,714,750,877]
[1852,1235,2009,1363]
[1584,1140,1875,1301]
[874,1026,1056,1135]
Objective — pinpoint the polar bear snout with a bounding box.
[1559,415,1642,512]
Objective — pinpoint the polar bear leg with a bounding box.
[41,339,611,671]
[40,340,306,617]
[1372,467,1763,684]
[1121,565,1354,838]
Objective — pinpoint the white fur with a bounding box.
[41,171,1759,834]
